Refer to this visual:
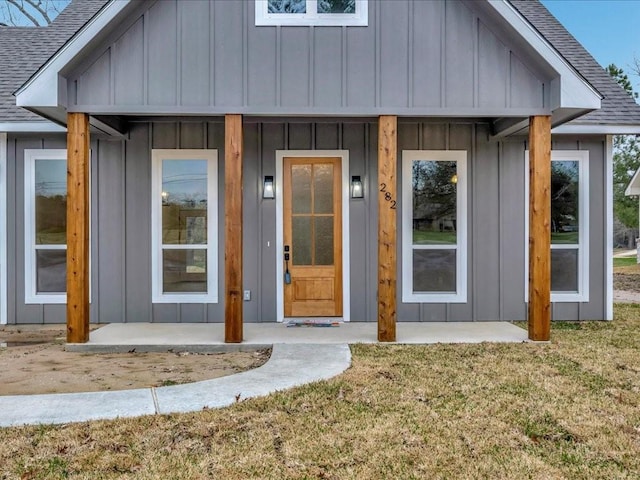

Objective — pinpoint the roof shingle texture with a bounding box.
[0,0,106,123]
[510,0,640,125]
[1,0,640,126]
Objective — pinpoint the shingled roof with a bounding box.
[0,0,105,124]
[510,0,640,127]
[2,0,640,129]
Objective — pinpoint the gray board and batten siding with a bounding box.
[64,0,549,116]
[6,122,607,324]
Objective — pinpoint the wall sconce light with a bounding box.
[263,175,275,199]
[351,175,364,198]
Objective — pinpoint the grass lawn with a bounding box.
[614,256,638,268]
[413,230,456,244]
[2,308,640,479]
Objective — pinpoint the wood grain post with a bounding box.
[528,115,552,341]
[225,114,243,343]
[66,113,90,343]
[378,115,397,342]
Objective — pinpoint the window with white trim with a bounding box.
[525,150,589,302]
[402,151,468,303]
[151,150,218,303]
[24,150,69,303]
[255,0,368,26]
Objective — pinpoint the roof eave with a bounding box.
[489,0,601,112]
[15,0,131,110]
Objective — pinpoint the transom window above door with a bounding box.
[255,0,368,26]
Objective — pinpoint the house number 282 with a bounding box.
[379,183,397,209]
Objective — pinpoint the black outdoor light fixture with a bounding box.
[351,175,364,198]
[263,175,275,199]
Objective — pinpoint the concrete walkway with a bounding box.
[1,322,528,428]
[67,321,529,353]
[0,344,351,428]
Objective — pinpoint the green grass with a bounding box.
[551,231,579,244]
[1,307,640,478]
[614,256,638,267]
[413,229,456,244]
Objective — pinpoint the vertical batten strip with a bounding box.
[528,115,551,341]
[378,115,397,342]
[225,114,243,343]
[66,113,90,343]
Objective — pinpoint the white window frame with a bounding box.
[255,0,368,26]
[402,150,468,303]
[151,149,218,304]
[25,149,88,304]
[0,133,7,324]
[524,150,589,303]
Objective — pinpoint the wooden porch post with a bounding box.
[528,115,552,341]
[225,114,243,343]
[378,115,397,342]
[66,113,90,343]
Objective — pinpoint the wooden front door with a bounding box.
[283,157,342,317]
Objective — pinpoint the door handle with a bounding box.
[284,245,291,284]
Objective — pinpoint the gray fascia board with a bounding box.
[0,121,65,133]
[553,124,640,135]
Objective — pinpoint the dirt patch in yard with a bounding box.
[613,263,640,302]
[0,327,270,396]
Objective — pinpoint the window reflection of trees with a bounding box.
[412,160,457,245]
[268,0,356,14]
[551,161,579,244]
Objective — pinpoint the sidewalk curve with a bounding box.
[0,344,351,428]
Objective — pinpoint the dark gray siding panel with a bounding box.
[510,55,545,108]
[113,17,144,105]
[148,0,178,106]
[379,0,409,107]
[68,0,549,115]
[258,123,284,322]
[345,22,376,108]
[499,140,527,321]
[444,1,475,109]
[76,50,111,106]
[97,139,125,323]
[313,28,343,108]
[213,0,244,107]
[124,124,152,321]
[412,0,444,108]
[247,22,277,107]
[478,22,508,109]
[180,0,211,107]
[473,124,501,320]
[280,28,310,107]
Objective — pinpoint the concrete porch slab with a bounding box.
[67,321,528,352]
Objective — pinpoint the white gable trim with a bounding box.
[488,0,601,111]
[16,0,131,108]
[625,167,640,196]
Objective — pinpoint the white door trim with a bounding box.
[275,150,350,322]
[0,133,7,325]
